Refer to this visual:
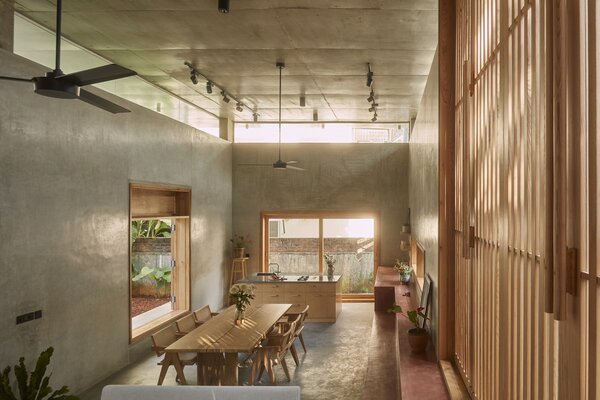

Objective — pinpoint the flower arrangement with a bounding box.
[323,254,336,267]
[229,283,256,315]
[394,259,412,276]
[388,304,428,330]
[230,234,249,248]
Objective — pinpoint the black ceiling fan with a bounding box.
[238,62,304,171]
[0,0,136,113]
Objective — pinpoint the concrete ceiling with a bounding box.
[13,0,438,123]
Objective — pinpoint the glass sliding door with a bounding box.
[267,218,320,275]
[323,218,375,295]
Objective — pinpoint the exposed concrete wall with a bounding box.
[0,51,232,393]
[232,143,409,273]
[0,0,13,51]
[409,48,439,353]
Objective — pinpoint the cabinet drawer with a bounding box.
[305,283,335,294]
[262,293,285,303]
[261,283,284,292]
[284,283,306,294]
[306,293,335,319]
[284,292,306,304]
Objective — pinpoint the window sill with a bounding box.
[130,309,189,344]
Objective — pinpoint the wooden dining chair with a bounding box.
[284,305,309,365]
[150,324,196,385]
[193,305,218,326]
[175,314,196,336]
[249,318,298,385]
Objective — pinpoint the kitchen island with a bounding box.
[238,274,342,322]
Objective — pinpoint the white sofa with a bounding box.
[101,385,301,400]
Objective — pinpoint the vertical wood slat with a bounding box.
[588,1,598,398]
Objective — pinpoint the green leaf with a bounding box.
[0,366,17,400]
[13,358,28,400]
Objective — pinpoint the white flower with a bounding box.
[239,283,249,292]
[229,285,240,295]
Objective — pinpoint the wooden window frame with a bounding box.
[129,183,191,343]
[260,211,379,301]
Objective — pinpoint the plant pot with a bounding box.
[407,328,428,353]
[326,263,335,278]
[233,247,245,259]
[400,273,411,284]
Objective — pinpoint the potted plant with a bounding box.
[323,254,336,278]
[229,283,256,325]
[0,347,79,400]
[230,234,248,259]
[394,259,412,284]
[388,304,429,353]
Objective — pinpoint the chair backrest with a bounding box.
[151,324,178,356]
[297,305,309,331]
[193,305,213,325]
[175,314,196,335]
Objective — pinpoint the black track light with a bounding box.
[368,106,376,112]
[366,63,373,87]
[253,113,258,122]
[206,81,213,94]
[190,71,198,85]
[218,0,230,13]
[367,92,374,102]
[371,102,379,107]
[236,102,243,112]
[300,95,306,107]
[221,91,230,103]
[313,110,318,122]
[371,115,378,122]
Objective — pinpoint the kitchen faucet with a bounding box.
[268,262,281,274]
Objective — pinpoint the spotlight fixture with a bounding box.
[253,113,258,122]
[221,91,230,103]
[190,71,198,85]
[366,63,373,87]
[313,110,318,122]
[368,105,376,112]
[236,102,244,112]
[218,0,230,13]
[300,95,306,107]
[206,81,213,94]
[371,115,378,122]
[367,91,374,102]
[371,102,379,107]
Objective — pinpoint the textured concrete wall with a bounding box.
[0,51,232,393]
[409,48,439,353]
[0,0,13,51]
[232,143,409,273]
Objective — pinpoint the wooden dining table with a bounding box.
[165,303,292,385]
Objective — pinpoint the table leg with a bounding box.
[223,352,239,385]
[196,353,205,385]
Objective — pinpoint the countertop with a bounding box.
[239,273,342,284]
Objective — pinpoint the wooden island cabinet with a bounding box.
[238,274,342,322]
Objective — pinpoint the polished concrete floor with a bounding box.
[79,303,374,400]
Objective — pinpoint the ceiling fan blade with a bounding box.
[0,76,33,83]
[58,64,136,86]
[286,160,298,164]
[237,163,272,167]
[286,165,305,171]
[78,89,130,114]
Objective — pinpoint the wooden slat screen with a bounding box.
[452,0,600,398]
[453,0,560,398]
